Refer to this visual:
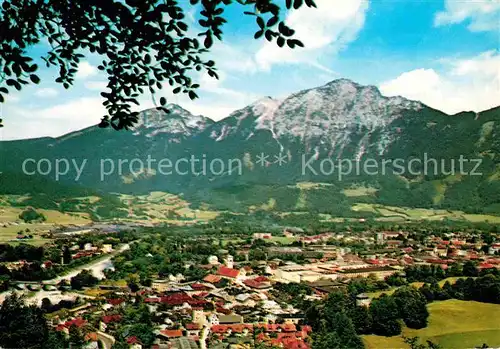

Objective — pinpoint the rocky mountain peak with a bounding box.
[208,78,425,153]
[133,104,213,137]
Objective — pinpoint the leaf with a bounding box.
[29,75,40,84]
[277,37,285,48]
[204,35,213,48]
[256,16,265,29]
[267,16,279,27]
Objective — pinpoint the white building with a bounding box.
[208,255,219,265]
[224,255,234,269]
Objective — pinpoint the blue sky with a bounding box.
[1,0,499,140]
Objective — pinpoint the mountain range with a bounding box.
[1,79,499,217]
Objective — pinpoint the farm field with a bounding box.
[351,203,500,223]
[0,206,91,245]
[363,300,500,349]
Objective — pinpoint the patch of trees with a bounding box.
[304,286,430,347]
[0,244,45,262]
[18,207,46,223]
[305,292,365,349]
[40,297,79,314]
[0,294,71,349]
[70,270,98,290]
[404,261,481,283]
[348,275,391,294]
[420,274,500,304]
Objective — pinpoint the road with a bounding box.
[200,325,209,349]
[50,242,130,283]
[0,243,130,303]
[97,331,115,349]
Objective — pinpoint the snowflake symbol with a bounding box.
[274,153,287,166]
[256,152,270,167]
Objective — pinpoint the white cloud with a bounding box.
[208,43,259,74]
[254,0,369,70]
[84,81,108,90]
[435,0,500,31]
[75,61,98,80]
[379,51,500,114]
[34,88,59,98]
[2,97,104,140]
[198,71,258,100]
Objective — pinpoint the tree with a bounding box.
[393,286,429,329]
[463,261,478,277]
[0,294,49,348]
[312,332,342,349]
[63,245,72,264]
[41,297,52,313]
[0,0,316,129]
[70,269,99,289]
[68,324,86,347]
[349,305,373,335]
[369,295,402,336]
[18,207,46,223]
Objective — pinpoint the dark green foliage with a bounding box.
[306,292,364,349]
[348,305,373,335]
[420,273,500,304]
[369,295,402,336]
[70,269,99,289]
[393,287,429,329]
[18,206,45,222]
[0,294,49,349]
[0,0,315,129]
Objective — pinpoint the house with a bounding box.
[280,313,305,325]
[126,336,143,349]
[101,244,113,253]
[185,323,202,337]
[159,329,183,340]
[337,266,397,280]
[243,276,272,289]
[106,298,126,307]
[151,279,170,292]
[356,293,371,307]
[169,337,200,349]
[203,274,222,284]
[102,314,122,324]
[83,333,99,349]
[217,266,240,279]
[254,233,272,239]
[218,314,244,324]
[56,317,87,334]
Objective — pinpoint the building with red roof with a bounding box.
[56,318,87,332]
[203,274,222,284]
[159,329,183,338]
[217,266,240,279]
[102,314,122,324]
[126,336,142,345]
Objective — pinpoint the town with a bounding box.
[1,219,499,349]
